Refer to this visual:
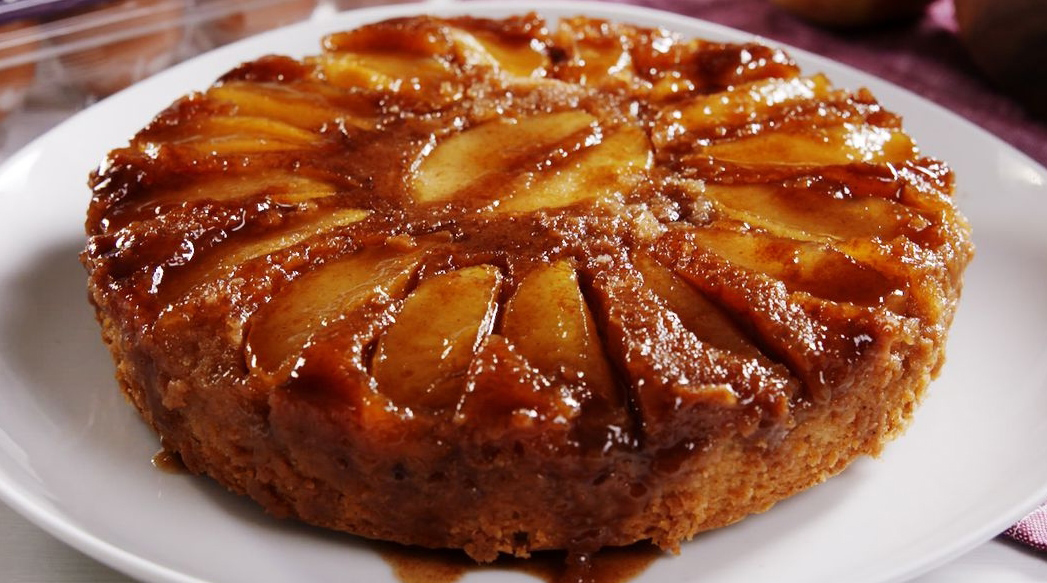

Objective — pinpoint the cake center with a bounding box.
[409,109,653,213]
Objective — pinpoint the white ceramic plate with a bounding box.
[1,2,1046,582]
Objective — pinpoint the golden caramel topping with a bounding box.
[84,12,969,453]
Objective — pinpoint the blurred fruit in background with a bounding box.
[769,0,1046,119]
[954,0,1047,118]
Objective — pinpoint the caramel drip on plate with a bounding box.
[380,543,662,583]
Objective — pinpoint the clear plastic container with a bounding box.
[0,0,336,123]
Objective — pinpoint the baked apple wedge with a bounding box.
[83,13,973,563]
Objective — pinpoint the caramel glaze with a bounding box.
[82,14,974,562]
[379,543,662,583]
[151,447,187,473]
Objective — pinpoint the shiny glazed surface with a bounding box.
[81,12,973,561]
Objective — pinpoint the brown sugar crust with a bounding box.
[82,14,974,561]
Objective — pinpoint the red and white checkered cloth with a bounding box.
[1005,503,1047,551]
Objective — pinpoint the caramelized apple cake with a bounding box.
[82,13,974,561]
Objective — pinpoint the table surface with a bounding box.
[2,0,1046,580]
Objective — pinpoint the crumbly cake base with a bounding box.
[82,13,973,562]
[90,292,942,560]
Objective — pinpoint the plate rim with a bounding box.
[1,2,1046,583]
